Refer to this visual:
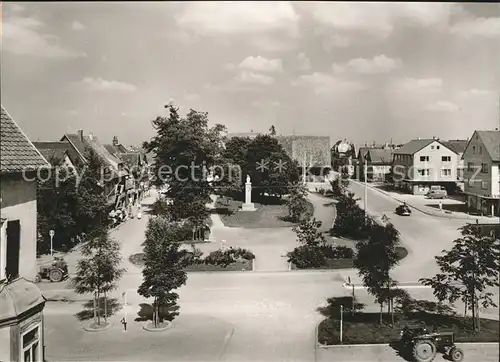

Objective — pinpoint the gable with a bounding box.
[416,140,456,155]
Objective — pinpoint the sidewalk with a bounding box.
[354,181,498,223]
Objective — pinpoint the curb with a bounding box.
[142,321,173,332]
[356,181,488,222]
[83,322,113,332]
[218,327,235,360]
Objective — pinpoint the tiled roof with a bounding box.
[442,140,468,154]
[85,135,123,171]
[36,148,68,166]
[276,135,331,167]
[104,144,120,156]
[367,149,393,165]
[476,131,500,162]
[1,106,50,173]
[357,147,371,160]
[394,139,435,155]
[117,152,142,169]
[62,134,90,162]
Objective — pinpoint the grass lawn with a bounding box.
[214,196,314,228]
[128,253,253,272]
[318,312,500,345]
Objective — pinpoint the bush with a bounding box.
[287,245,326,269]
[321,245,354,259]
[204,247,255,268]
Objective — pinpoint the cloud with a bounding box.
[77,77,137,92]
[322,34,351,51]
[234,71,274,85]
[333,55,401,74]
[238,56,283,73]
[297,53,311,71]
[176,2,299,35]
[424,100,459,112]
[292,72,366,95]
[394,78,443,93]
[305,3,453,38]
[252,100,281,108]
[2,16,87,58]
[72,21,85,31]
[450,17,500,38]
[461,88,492,96]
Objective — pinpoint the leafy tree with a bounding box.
[75,148,112,238]
[293,217,326,247]
[332,192,369,239]
[286,182,309,222]
[37,157,79,253]
[354,222,401,324]
[143,105,226,228]
[419,224,500,332]
[138,217,189,327]
[72,232,125,325]
[269,125,276,136]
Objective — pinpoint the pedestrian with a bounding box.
[137,205,142,219]
[439,200,443,212]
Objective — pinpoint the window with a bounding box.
[418,169,430,176]
[431,146,434,149]
[441,169,452,176]
[6,220,21,280]
[482,181,488,189]
[479,146,483,155]
[22,325,40,362]
[473,146,476,154]
[436,146,440,150]
[420,156,429,162]
[468,178,474,187]
[442,156,451,162]
[481,163,488,173]
[467,162,475,172]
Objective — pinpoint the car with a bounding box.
[426,189,447,199]
[396,204,411,216]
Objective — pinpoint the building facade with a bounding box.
[462,130,500,216]
[365,148,393,182]
[393,138,460,195]
[1,106,49,362]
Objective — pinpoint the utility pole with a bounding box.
[364,160,368,222]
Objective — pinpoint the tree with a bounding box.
[37,157,80,253]
[143,105,226,228]
[269,125,276,136]
[293,217,326,247]
[75,148,112,238]
[286,182,309,222]
[138,217,189,327]
[419,224,500,332]
[72,232,125,325]
[354,222,401,324]
[332,192,369,239]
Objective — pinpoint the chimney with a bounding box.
[88,132,94,141]
[112,136,119,146]
[77,129,84,142]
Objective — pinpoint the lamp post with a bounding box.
[49,230,55,256]
[364,160,368,222]
[340,304,344,344]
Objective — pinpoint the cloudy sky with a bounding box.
[2,2,500,146]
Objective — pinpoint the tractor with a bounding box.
[36,256,69,283]
[399,324,464,362]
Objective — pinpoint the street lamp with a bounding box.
[49,230,55,256]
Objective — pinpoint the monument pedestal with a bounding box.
[240,203,256,212]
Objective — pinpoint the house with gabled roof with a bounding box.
[365,148,393,182]
[60,130,133,210]
[462,130,500,216]
[392,137,461,195]
[1,106,49,362]
[32,142,77,169]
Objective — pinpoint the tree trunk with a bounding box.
[104,291,108,323]
[391,298,395,326]
[379,303,383,325]
[96,289,101,325]
[93,293,97,325]
[476,299,481,332]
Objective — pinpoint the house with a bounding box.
[441,139,468,191]
[1,106,50,362]
[104,136,129,156]
[462,130,500,216]
[60,130,131,211]
[331,139,356,176]
[32,142,77,169]
[365,148,393,182]
[275,135,331,179]
[393,137,461,195]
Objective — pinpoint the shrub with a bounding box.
[321,245,354,259]
[204,247,255,267]
[287,245,327,268]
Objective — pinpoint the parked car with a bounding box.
[395,204,411,216]
[426,189,447,199]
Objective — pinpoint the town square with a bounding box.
[1,2,499,362]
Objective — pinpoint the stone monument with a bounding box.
[240,174,256,211]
